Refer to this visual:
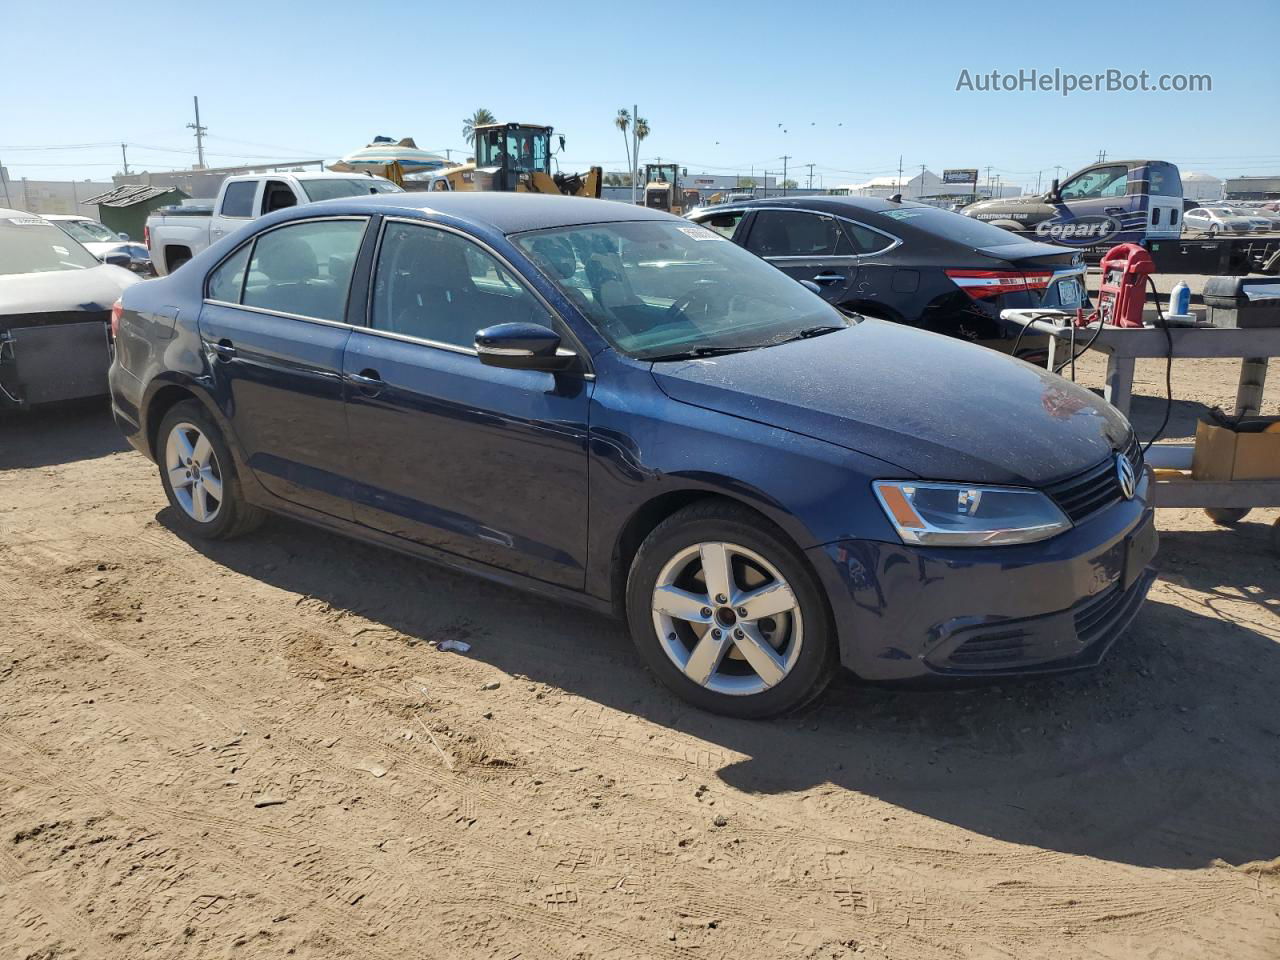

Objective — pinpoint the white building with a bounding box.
[1182,171,1225,201]
[832,169,1021,202]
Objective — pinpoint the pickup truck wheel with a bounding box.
[1205,507,1250,525]
[157,401,264,540]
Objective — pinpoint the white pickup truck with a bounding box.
[145,171,402,275]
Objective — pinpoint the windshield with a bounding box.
[514,220,847,360]
[52,218,118,243]
[0,216,101,275]
[300,178,404,202]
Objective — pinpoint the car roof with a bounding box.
[36,214,89,221]
[0,208,42,219]
[702,195,934,215]
[337,191,677,235]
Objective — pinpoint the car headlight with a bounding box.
[872,480,1070,546]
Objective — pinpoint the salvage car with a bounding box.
[110,193,1157,718]
[688,196,1086,347]
[41,214,153,274]
[1,209,138,408]
[1183,207,1257,236]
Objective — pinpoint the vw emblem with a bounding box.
[1116,453,1137,501]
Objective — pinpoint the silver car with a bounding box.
[1183,207,1257,236]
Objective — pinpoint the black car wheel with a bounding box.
[625,501,836,718]
[157,401,265,540]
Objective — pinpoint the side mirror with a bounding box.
[102,251,132,267]
[476,322,577,372]
[1047,178,1060,201]
[117,231,131,241]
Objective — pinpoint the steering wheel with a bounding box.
[666,279,723,321]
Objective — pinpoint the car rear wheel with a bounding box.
[625,501,836,718]
[157,401,265,540]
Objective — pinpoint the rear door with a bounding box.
[341,218,592,588]
[198,215,369,519]
[740,208,859,304]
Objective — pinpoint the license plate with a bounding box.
[1122,514,1158,590]
[1057,277,1082,307]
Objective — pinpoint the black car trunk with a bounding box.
[979,241,1084,311]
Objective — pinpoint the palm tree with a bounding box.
[462,108,496,145]
[633,117,650,185]
[615,108,632,185]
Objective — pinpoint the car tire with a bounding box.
[625,500,837,719]
[156,400,265,540]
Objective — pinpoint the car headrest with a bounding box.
[258,235,318,283]
[530,236,577,279]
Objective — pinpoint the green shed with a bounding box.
[81,184,189,243]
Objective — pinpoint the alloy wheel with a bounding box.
[164,422,223,523]
[650,541,803,696]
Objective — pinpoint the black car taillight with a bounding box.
[945,269,1053,300]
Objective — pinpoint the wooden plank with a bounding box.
[1151,477,1280,508]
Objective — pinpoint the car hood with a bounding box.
[0,264,138,316]
[650,320,1131,486]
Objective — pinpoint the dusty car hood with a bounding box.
[0,265,138,316]
[650,319,1131,486]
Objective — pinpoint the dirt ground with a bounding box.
[1,351,1277,960]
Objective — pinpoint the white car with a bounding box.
[41,215,153,273]
[1183,207,1257,236]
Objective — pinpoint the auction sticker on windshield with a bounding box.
[677,225,728,241]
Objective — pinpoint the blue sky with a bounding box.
[4,0,1278,190]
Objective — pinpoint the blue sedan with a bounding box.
[108,193,1157,718]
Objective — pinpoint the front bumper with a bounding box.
[808,481,1157,681]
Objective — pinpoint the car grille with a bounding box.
[1044,436,1143,524]
[946,627,1032,667]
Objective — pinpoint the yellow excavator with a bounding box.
[428,123,601,197]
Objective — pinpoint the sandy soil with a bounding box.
[1,352,1277,960]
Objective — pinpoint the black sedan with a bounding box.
[688,196,1086,346]
[109,193,1155,718]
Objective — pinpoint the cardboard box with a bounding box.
[1192,417,1280,481]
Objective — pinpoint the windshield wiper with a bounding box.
[760,324,847,348]
[645,344,758,362]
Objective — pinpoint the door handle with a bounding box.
[210,339,236,361]
[347,369,384,397]
[812,273,846,284]
[1103,206,1125,215]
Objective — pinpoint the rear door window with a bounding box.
[744,210,853,257]
[240,218,367,322]
[219,181,257,219]
[839,219,896,255]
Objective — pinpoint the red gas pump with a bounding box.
[1091,243,1156,328]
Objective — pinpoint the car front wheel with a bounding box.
[626,502,836,718]
[157,401,265,540]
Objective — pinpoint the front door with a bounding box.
[740,208,859,305]
[342,219,592,588]
[198,216,369,519]
[1051,163,1140,244]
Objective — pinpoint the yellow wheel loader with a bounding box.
[642,163,695,214]
[430,123,601,198]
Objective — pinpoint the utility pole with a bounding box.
[779,155,791,195]
[120,143,130,176]
[805,162,815,190]
[1096,149,1107,163]
[918,163,926,199]
[984,164,993,198]
[188,95,208,169]
[897,154,903,194]
[1035,169,1042,193]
